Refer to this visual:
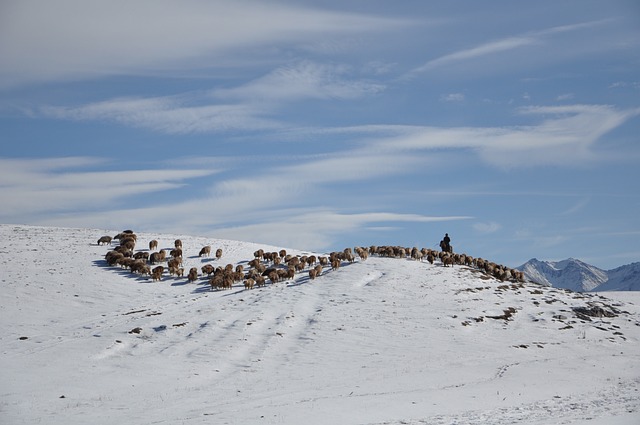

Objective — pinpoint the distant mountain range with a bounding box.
[517,258,640,292]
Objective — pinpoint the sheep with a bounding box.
[355,248,369,261]
[253,249,264,260]
[426,254,435,265]
[174,239,182,249]
[254,275,266,287]
[154,250,167,263]
[306,255,317,267]
[279,249,287,258]
[221,276,233,290]
[442,255,454,267]
[331,258,341,271]
[201,264,215,276]
[149,240,158,251]
[133,251,149,261]
[285,267,295,280]
[114,245,132,256]
[130,259,147,274]
[149,252,161,265]
[152,266,164,281]
[170,248,182,259]
[120,239,136,251]
[114,231,136,242]
[244,278,255,290]
[199,245,211,257]
[187,267,198,283]
[268,271,279,285]
[287,257,300,269]
[105,251,124,266]
[209,275,221,291]
[167,257,182,269]
[215,248,223,260]
[97,236,112,245]
[309,269,318,280]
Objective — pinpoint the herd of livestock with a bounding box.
[97,230,525,291]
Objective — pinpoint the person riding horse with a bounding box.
[440,233,452,253]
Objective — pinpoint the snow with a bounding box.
[1,224,639,425]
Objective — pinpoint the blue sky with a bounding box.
[1,0,639,270]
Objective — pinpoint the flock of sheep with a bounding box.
[97,230,525,291]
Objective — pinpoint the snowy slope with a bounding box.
[519,258,640,292]
[1,224,640,425]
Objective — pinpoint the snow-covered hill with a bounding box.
[2,224,640,425]
[519,258,640,292]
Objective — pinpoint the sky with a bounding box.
[1,0,639,270]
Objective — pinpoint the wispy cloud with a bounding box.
[0,0,409,89]
[474,222,502,234]
[214,61,385,102]
[39,96,281,134]
[356,104,640,167]
[440,93,465,102]
[0,157,219,219]
[35,60,386,133]
[405,19,612,78]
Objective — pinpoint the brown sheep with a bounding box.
[331,259,341,271]
[105,251,124,266]
[149,239,158,251]
[288,257,300,269]
[133,251,149,261]
[268,271,279,285]
[244,278,255,290]
[442,255,454,267]
[170,248,182,259]
[152,266,164,281]
[174,239,182,249]
[209,275,221,291]
[130,259,148,274]
[98,236,112,245]
[168,257,182,269]
[187,267,198,283]
[254,275,266,287]
[121,239,136,251]
[199,245,211,257]
[309,269,318,280]
[201,264,215,276]
[306,255,317,267]
[215,248,223,260]
[149,252,161,264]
[285,267,295,280]
[279,249,287,258]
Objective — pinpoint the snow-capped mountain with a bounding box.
[518,258,640,292]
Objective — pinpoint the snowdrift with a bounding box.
[1,224,639,425]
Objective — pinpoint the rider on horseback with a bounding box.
[440,233,452,253]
